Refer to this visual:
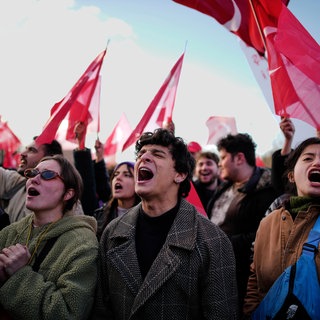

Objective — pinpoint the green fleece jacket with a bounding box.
[0,214,99,320]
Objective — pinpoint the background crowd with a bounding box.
[0,117,320,319]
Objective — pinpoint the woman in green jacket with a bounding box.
[0,154,98,320]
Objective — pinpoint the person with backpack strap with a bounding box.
[243,137,320,319]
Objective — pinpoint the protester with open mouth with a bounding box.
[0,137,63,228]
[94,161,141,240]
[92,128,239,319]
[244,137,320,318]
[0,154,98,319]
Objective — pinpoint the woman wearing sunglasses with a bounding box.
[0,154,98,320]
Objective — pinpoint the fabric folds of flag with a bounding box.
[0,117,22,168]
[35,50,106,145]
[265,3,320,129]
[173,0,289,56]
[104,113,132,157]
[206,116,237,145]
[174,0,320,130]
[122,53,185,151]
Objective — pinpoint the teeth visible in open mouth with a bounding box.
[309,170,320,182]
[138,167,154,181]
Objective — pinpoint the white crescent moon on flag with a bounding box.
[223,0,241,32]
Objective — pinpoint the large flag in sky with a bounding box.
[206,116,237,145]
[36,49,106,145]
[0,116,22,168]
[265,3,320,130]
[122,53,185,151]
[173,0,289,56]
[174,0,320,130]
[240,37,316,143]
[239,2,320,130]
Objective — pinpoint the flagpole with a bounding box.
[95,39,111,141]
[248,0,267,56]
[106,38,110,50]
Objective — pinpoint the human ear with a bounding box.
[64,189,75,201]
[174,172,187,184]
[235,152,245,164]
[287,172,295,183]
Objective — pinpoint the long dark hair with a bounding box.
[284,137,320,195]
[108,161,141,215]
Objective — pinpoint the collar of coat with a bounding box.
[217,166,272,196]
[108,198,201,252]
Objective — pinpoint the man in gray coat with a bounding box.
[92,128,239,319]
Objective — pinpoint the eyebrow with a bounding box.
[140,147,168,155]
[301,152,315,157]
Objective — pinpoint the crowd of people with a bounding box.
[0,117,320,319]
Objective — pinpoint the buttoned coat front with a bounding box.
[92,198,239,320]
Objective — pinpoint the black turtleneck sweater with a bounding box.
[135,202,179,279]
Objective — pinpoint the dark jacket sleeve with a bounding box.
[94,160,111,204]
[73,148,99,215]
[271,149,291,196]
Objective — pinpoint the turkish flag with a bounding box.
[173,0,289,56]
[206,116,237,145]
[175,0,320,131]
[265,3,320,129]
[36,50,106,145]
[0,116,22,168]
[122,53,185,151]
[104,113,132,156]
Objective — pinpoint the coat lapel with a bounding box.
[107,207,143,295]
[131,199,199,314]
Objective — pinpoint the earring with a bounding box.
[175,179,181,184]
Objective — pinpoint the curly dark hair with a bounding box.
[135,128,195,198]
[33,136,63,156]
[217,133,257,167]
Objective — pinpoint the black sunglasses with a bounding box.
[24,168,64,181]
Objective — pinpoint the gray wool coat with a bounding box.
[92,198,239,320]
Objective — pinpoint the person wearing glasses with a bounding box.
[0,137,63,226]
[92,128,239,319]
[0,154,98,319]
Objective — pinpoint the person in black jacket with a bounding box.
[207,133,277,315]
[73,122,111,216]
[271,117,295,196]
